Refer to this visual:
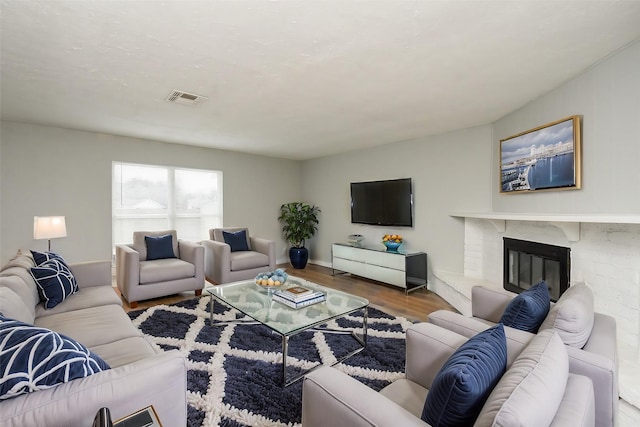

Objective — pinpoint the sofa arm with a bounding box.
[69,260,112,289]
[471,286,515,323]
[302,366,430,427]
[178,240,205,283]
[201,239,231,283]
[428,310,533,366]
[567,345,617,427]
[405,323,466,390]
[115,245,140,299]
[0,351,187,427]
[551,374,595,427]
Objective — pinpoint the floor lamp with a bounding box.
[33,216,67,251]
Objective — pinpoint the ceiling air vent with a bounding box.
[165,90,208,105]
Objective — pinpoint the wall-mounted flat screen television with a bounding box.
[350,178,413,227]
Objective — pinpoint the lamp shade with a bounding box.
[33,216,67,240]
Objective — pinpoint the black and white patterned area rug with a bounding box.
[128,296,412,427]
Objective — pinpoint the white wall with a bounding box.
[0,121,301,264]
[468,40,640,405]
[302,125,493,276]
[492,40,640,214]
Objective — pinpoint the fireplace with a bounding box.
[503,238,570,302]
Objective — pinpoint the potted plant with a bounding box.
[278,202,321,269]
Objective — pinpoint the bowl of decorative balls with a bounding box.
[254,268,289,291]
[382,234,403,251]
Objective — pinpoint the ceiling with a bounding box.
[2,1,640,160]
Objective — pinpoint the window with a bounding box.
[112,162,222,248]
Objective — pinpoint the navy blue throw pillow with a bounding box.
[0,315,110,400]
[422,323,507,427]
[145,234,176,260]
[223,230,250,252]
[500,281,550,333]
[30,250,70,268]
[30,259,78,309]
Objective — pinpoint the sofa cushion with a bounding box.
[0,251,36,271]
[0,266,40,309]
[0,316,110,401]
[0,275,37,321]
[421,323,507,426]
[0,287,34,324]
[30,259,79,309]
[230,251,270,271]
[35,285,122,318]
[539,283,594,348]
[500,281,550,333]
[139,258,195,284]
[34,304,142,348]
[133,230,179,261]
[145,234,176,260]
[89,337,159,369]
[380,378,429,418]
[223,230,250,252]
[475,330,568,427]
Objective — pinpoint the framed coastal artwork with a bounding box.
[500,116,581,193]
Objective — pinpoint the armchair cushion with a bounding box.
[230,251,270,271]
[0,316,110,401]
[30,259,78,309]
[145,234,176,260]
[223,229,250,252]
[139,258,195,284]
[475,329,568,427]
[539,283,594,348]
[499,281,550,333]
[421,323,507,426]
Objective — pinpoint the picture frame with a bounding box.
[500,115,581,193]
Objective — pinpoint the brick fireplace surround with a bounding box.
[432,214,640,411]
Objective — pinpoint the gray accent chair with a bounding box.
[201,227,275,284]
[115,230,204,308]
[302,323,595,427]
[428,284,617,427]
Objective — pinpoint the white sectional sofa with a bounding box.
[0,252,187,427]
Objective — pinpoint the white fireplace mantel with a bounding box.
[449,212,640,241]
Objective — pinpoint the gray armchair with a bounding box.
[201,227,275,284]
[115,230,204,308]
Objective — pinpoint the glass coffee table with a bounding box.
[205,277,369,386]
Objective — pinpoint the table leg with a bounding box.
[282,335,289,386]
[209,294,213,326]
[363,306,368,345]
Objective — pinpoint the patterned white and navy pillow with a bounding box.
[30,250,70,268]
[0,315,110,400]
[30,259,79,309]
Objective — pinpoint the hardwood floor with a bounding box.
[116,263,458,321]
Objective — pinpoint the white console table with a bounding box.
[331,243,427,294]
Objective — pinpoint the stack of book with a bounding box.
[272,285,326,309]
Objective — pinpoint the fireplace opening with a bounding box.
[503,238,570,302]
